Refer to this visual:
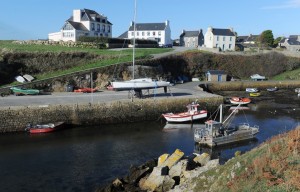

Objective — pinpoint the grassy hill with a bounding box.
[193,126,300,192]
[272,67,300,80]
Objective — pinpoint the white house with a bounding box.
[125,20,172,46]
[204,27,236,51]
[279,35,300,52]
[48,9,113,42]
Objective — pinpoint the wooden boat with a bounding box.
[229,97,251,105]
[194,104,259,147]
[245,88,259,93]
[250,92,261,97]
[26,122,64,133]
[267,87,278,92]
[10,87,39,96]
[162,102,208,123]
[74,88,97,93]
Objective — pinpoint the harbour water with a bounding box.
[0,89,299,192]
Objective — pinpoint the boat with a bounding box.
[250,74,266,81]
[15,76,26,83]
[245,88,259,93]
[194,104,259,147]
[74,88,97,93]
[23,74,35,82]
[10,87,40,96]
[250,92,261,97]
[295,88,300,93]
[110,0,170,93]
[229,97,251,105]
[267,87,278,92]
[162,102,208,123]
[25,122,64,133]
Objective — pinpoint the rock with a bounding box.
[158,153,169,167]
[169,159,188,178]
[160,149,184,169]
[124,165,150,185]
[193,152,210,166]
[112,178,123,188]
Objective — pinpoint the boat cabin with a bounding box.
[187,103,200,114]
[205,120,223,137]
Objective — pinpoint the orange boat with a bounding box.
[229,97,251,105]
[74,88,97,93]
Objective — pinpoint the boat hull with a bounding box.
[163,111,207,123]
[229,97,251,105]
[28,122,64,134]
[111,78,170,91]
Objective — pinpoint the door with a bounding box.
[218,75,222,82]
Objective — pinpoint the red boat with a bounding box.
[74,88,97,93]
[26,122,64,134]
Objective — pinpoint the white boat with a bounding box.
[229,97,251,105]
[162,102,208,123]
[266,87,278,92]
[194,104,259,147]
[111,0,170,92]
[23,74,35,82]
[15,76,26,83]
[245,88,259,93]
[295,88,300,93]
[250,74,266,81]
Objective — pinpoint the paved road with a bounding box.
[0,82,220,108]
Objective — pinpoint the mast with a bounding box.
[132,0,137,79]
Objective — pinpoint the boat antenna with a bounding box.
[132,0,137,79]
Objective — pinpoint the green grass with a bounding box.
[0,40,173,85]
[271,67,300,80]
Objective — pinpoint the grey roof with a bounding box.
[180,31,201,37]
[118,31,128,39]
[236,36,247,43]
[247,35,259,41]
[207,70,226,75]
[287,38,300,45]
[129,23,166,31]
[67,9,112,25]
[67,21,88,31]
[211,28,235,36]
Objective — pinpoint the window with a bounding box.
[230,37,232,41]
[158,31,161,36]
[153,31,156,36]
[217,36,219,41]
[229,44,232,49]
[97,24,100,32]
[102,25,105,32]
[137,32,139,36]
[131,32,134,36]
[223,36,225,41]
[91,23,95,31]
[142,32,145,36]
[216,43,218,48]
[147,32,150,36]
[63,23,73,30]
[108,26,111,33]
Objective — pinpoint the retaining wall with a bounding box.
[0,97,223,133]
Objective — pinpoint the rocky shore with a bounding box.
[97,149,219,192]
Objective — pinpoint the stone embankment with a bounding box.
[97,149,219,192]
[0,97,223,133]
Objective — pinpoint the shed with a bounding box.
[206,70,227,82]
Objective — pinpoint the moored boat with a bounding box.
[267,87,278,92]
[162,102,208,123]
[194,104,259,147]
[10,87,40,96]
[245,88,259,93]
[74,88,98,93]
[229,97,251,105]
[295,88,300,93]
[250,92,261,97]
[26,122,64,134]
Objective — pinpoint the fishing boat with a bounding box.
[10,87,40,96]
[267,87,278,92]
[26,122,64,134]
[111,0,170,92]
[229,97,251,105]
[194,104,259,147]
[162,102,208,123]
[250,92,261,97]
[245,88,259,93]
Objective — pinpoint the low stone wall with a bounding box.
[0,97,223,133]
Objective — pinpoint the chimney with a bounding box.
[208,26,213,32]
[229,27,234,32]
[73,9,82,22]
[165,20,170,26]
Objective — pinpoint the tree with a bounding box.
[258,30,274,48]
[273,37,283,48]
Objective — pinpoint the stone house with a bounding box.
[204,27,236,51]
[206,70,227,82]
[48,9,113,42]
[179,29,204,48]
[279,35,300,52]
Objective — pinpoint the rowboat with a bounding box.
[26,122,64,134]
[267,87,278,92]
[74,88,98,93]
[229,97,251,105]
[250,92,261,97]
[10,87,40,96]
[162,102,207,123]
[245,88,259,93]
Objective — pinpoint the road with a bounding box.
[0,82,219,108]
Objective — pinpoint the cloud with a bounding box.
[262,0,300,9]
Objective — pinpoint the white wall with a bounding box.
[48,32,62,41]
[204,27,236,51]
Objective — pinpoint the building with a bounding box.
[279,35,300,52]
[206,70,227,82]
[179,30,204,47]
[120,20,172,47]
[48,9,113,42]
[204,27,236,51]
[236,34,259,48]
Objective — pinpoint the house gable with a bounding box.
[129,23,166,31]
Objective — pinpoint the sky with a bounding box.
[0,0,299,40]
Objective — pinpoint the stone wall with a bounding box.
[0,97,223,133]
